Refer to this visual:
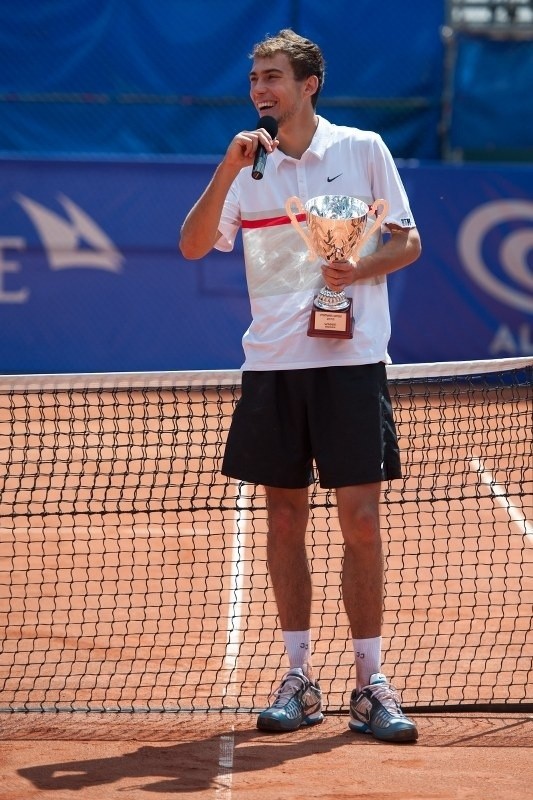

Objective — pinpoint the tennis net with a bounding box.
[0,357,531,713]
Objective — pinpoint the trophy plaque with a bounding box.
[286,194,389,339]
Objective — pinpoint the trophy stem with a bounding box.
[314,286,351,311]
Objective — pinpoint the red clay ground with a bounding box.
[1,711,532,800]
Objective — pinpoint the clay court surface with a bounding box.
[1,710,532,799]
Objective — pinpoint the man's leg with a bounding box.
[337,482,383,685]
[337,483,418,742]
[256,485,323,731]
[265,486,311,633]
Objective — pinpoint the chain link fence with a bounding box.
[0,1,531,161]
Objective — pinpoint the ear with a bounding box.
[303,74,319,99]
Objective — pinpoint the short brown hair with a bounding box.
[250,29,325,109]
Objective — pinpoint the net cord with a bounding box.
[0,356,531,393]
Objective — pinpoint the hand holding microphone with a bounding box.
[251,116,278,180]
[220,116,278,179]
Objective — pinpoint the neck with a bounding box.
[278,113,318,159]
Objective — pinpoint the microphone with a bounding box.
[251,116,278,181]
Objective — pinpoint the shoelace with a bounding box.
[271,673,307,707]
[369,682,405,716]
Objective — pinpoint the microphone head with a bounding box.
[256,115,278,138]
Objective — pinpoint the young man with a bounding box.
[180,29,421,743]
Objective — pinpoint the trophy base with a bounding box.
[307,298,354,339]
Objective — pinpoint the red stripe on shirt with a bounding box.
[241,213,305,229]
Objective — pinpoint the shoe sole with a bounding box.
[349,718,418,743]
[257,712,324,732]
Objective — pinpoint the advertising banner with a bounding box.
[0,158,531,374]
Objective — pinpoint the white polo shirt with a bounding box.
[215,115,416,371]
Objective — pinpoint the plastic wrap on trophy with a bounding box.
[285,194,389,339]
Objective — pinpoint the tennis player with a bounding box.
[180,29,421,743]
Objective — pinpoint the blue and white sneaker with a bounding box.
[349,673,418,743]
[257,668,323,732]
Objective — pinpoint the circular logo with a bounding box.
[458,200,533,314]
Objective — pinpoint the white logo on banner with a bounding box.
[458,200,533,314]
[15,192,123,272]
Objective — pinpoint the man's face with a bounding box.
[249,53,312,128]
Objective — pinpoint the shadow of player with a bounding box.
[18,724,359,794]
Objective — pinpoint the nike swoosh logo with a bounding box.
[327,173,342,182]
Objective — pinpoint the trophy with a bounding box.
[286,195,389,338]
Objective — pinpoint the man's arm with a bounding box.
[178,161,240,260]
[321,226,422,292]
[179,126,278,260]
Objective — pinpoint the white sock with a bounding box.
[353,637,382,690]
[283,630,311,671]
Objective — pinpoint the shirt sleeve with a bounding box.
[214,177,241,252]
[369,134,416,229]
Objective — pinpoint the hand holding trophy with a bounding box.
[286,195,389,339]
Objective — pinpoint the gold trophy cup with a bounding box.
[286,194,389,338]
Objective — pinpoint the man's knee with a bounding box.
[337,486,381,548]
[265,487,309,539]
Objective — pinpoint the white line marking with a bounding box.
[220,483,251,714]
[225,482,251,669]
[470,456,533,545]
[215,728,235,800]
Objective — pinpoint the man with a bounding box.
[180,29,421,743]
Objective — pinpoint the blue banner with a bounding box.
[0,1,443,160]
[0,157,531,374]
[389,162,533,363]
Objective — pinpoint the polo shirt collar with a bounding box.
[270,115,330,169]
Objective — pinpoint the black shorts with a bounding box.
[221,363,402,489]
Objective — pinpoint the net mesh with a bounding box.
[0,358,531,713]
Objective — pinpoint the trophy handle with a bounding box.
[352,198,389,259]
[285,196,316,259]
